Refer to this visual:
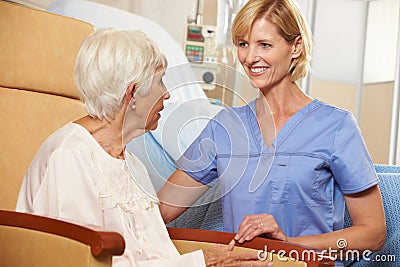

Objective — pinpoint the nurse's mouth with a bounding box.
[249,66,268,76]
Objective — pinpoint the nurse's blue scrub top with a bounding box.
[177,99,378,237]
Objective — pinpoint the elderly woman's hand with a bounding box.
[234,214,288,244]
[203,239,273,266]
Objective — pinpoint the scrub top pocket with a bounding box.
[270,155,331,206]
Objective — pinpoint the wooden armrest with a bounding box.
[0,210,125,257]
[168,227,334,267]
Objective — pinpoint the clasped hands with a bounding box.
[203,214,286,266]
[234,214,288,244]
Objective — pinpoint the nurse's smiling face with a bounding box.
[237,18,301,91]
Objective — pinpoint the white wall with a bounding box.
[297,0,399,85]
[311,0,366,84]
[129,0,197,46]
[364,0,399,84]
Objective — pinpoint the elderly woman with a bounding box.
[16,28,270,267]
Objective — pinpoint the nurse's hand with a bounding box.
[203,239,273,266]
[234,214,288,243]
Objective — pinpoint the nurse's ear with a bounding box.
[291,35,303,59]
[125,82,137,103]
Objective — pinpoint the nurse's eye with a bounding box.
[261,42,271,48]
[238,41,248,47]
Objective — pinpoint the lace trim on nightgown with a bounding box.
[90,160,158,212]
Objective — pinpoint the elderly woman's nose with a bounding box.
[163,91,170,100]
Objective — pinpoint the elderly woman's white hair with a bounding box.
[74,28,167,120]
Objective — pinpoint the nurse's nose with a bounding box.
[246,45,261,64]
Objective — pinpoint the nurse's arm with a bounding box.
[290,184,386,252]
[158,169,209,224]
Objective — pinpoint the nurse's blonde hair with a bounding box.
[232,0,312,82]
[74,28,167,120]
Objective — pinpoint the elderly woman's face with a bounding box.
[134,67,170,132]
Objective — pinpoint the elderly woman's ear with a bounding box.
[126,82,137,102]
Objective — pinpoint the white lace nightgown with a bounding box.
[16,122,205,267]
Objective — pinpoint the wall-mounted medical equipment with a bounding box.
[184,0,249,105]
[184,24,218,91]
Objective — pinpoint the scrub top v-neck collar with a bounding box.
[247,98,321,153]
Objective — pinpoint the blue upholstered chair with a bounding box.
[344,167,400,266]
[374,164,400,174]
